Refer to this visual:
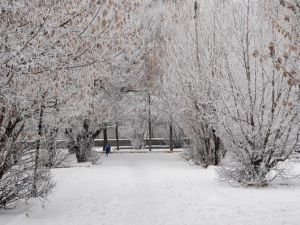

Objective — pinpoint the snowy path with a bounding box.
[1,152,300,225]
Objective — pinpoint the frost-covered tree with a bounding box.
[58,0,149,160]
[98,0,169,151]
[0,0,146,205]
[161,0,225,166]
[215,0,299,186]
[265,0,299,85]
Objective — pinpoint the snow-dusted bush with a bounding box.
[65,119,102,163]
[0,100,54,208]
[43,127,68,168]
[215,0,300,186]
[130,119,147,149]
[183,130,226,167]
[89,151,101,165]
[39,148,68,168]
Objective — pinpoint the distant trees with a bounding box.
[161,0,225,167]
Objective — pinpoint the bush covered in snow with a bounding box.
[0,100,54,208]
[65,119,102,163]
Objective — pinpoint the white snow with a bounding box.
[1,152,300,225]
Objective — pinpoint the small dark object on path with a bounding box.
[105,144,111,157]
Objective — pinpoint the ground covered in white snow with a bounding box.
[1,152,300,225]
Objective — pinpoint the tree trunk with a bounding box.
[115,124,119,150]
[47,127,58,168]
[103,127,107,151]
[33,101,44,197]
[194,1,201,72]
[148,93,152,152]
[170,124,173,151]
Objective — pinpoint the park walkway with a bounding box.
[1,153,300,225]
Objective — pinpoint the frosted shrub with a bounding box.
[65,119,102,163]
[0,101,54,208]
[216,0,299,186]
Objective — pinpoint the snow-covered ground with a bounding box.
[1,152,300,225]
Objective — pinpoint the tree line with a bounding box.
[0,0,299,208]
